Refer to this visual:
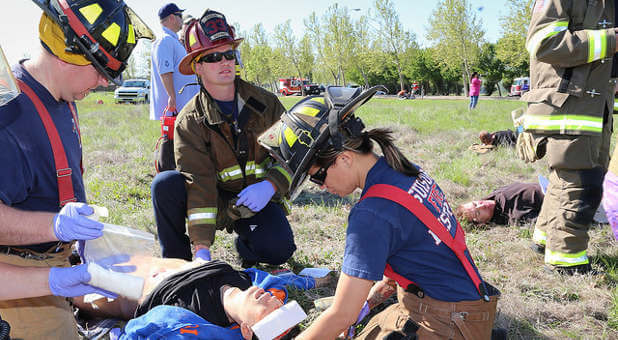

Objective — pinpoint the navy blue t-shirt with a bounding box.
[0,62,86,250]
[342,157,482,302]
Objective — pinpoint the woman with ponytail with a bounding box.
[261,89,499,340]
[299,132,499,339]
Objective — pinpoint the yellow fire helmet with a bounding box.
[258,85,385,198]
[33,0,155,85]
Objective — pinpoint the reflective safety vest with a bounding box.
[360,184,490,301]
[17,79,81,207]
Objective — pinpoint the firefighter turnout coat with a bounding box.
[174,79,292,246]
[522,0,615,136]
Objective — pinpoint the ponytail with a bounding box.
[365,128,419,177]
[315,128,419,177]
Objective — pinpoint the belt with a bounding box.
[0,242,69,261]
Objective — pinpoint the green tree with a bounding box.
[427,0,484,95]
[373,0,416,91]
[496,0,533,84]
[273,21,303,81]
[477,43,505,96]
[242,24,275,89]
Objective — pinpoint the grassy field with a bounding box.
[78,92,618,339]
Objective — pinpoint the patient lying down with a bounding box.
[73,257,324,339]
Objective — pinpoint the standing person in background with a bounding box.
[151,10,296,268]
[469,72,481,109]
[0,0,154,338]
[150,3,198,121]
[519,0,616,274]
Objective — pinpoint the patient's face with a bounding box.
[229,286,283,325]
[460,200,496,224]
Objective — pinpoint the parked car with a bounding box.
[114,79,150,104]
[509,77,530,97]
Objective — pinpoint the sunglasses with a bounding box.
[197,50,236,64]
[309,158,336,186]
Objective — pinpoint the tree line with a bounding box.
[124,0,533,96]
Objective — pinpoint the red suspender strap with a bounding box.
[17,79,77,207]
[361,184,489,301]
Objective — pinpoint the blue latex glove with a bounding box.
[53,202,103,242]
[109,328,122,340]
[347,301,370,338]
[49,264,117,298]
[236,181,275,212]
[195,248,211,261]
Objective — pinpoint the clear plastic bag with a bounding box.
[83,222,155,263]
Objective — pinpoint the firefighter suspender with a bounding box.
[17,79,79,207]
[360,184,490,302]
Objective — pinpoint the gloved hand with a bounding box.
[49,264,117,298]
[516,131,545,163]
[53,202,104,242]
[195,248,211,261]
[236,181,275,212]
[347,301,370,339]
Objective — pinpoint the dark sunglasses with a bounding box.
[309,158,336,186]
[197,50,236,64]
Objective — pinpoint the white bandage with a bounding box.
[86,262,144,300]
[251,300,307,340]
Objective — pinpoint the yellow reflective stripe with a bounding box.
[545,249,588,266]
[101,23,121,47]
[526,21,568,56]
[587,29,608,62]
[127,24,136,44]
[532,228,547,245]
[614,99,618,111]
[524,114,603,133]
[311,97,325,104]
[284,127,298,147]
[244,161,257,176]
[188,207,217,225]
[272,165,292,184]
[298,106,320,117]
[218,165,243,182]
[79,3,103,25]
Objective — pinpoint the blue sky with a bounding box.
[1,0,512,64]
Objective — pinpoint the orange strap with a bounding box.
[17,79,77,207]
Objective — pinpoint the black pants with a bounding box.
[151,170,296,264]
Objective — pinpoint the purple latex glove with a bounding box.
[195,248,211,261]
[603,171,618,240]
[347,301,370,338]
[236,181,275,212]
[49,264,117,298]
[53,202,103,242]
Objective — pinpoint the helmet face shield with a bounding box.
[258,86,386,198]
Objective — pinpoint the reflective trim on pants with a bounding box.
[545,249,589,266]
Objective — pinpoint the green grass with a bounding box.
[76,92,618,339]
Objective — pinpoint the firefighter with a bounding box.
[0,0,153,338]
[151,9,295,267]
[258,87,500,340]
[517,0,616,274]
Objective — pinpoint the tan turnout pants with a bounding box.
[356,286,499,340]
[0,243,79,340]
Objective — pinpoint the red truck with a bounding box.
[278,78,320,96]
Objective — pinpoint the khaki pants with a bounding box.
[534,112,612,264]
[356,286,499,340]
[0,244,79,340]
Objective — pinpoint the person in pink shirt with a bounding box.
[469,72,482,109]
